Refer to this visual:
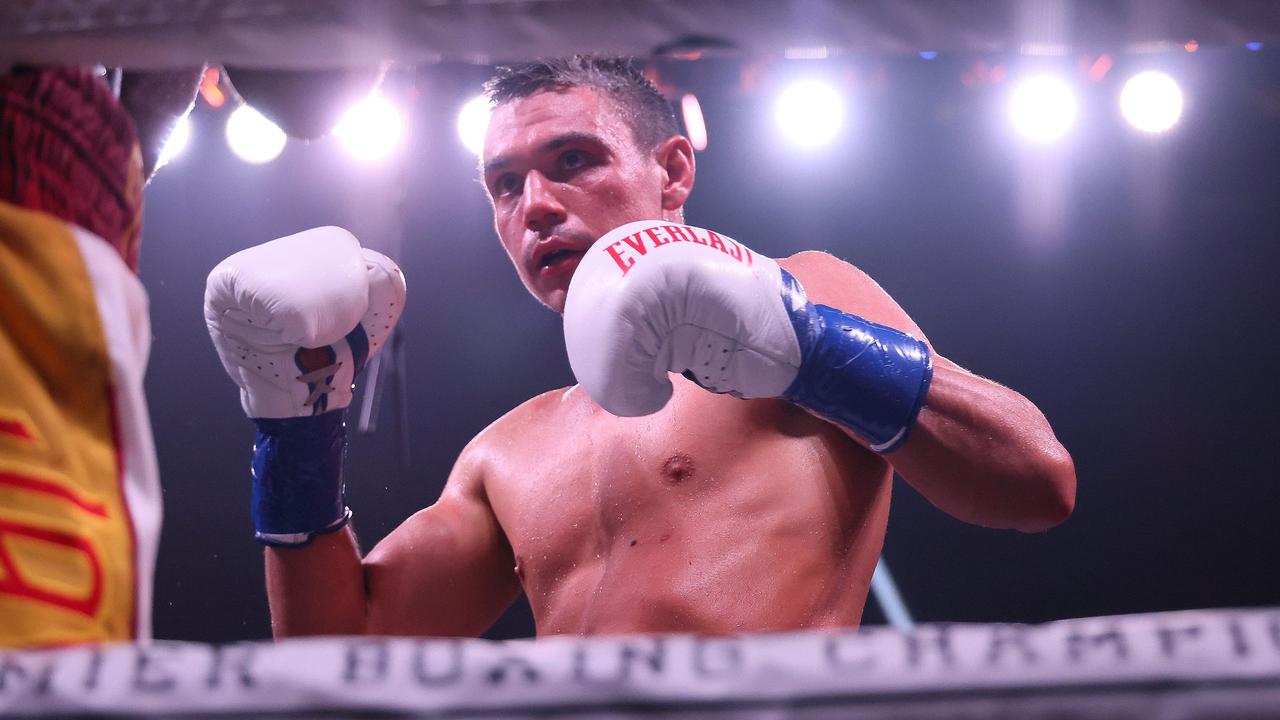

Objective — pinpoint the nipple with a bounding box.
[661,453,696,484]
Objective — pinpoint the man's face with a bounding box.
[483,86,667,313]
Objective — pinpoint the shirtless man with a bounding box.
[204,56,1075,638]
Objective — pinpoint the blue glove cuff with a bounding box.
[251,411,350,547]
[779,270,933,454]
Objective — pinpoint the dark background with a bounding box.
[138,48,1279,642]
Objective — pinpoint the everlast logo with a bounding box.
[604,225,754,276]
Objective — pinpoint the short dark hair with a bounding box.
[484,55,680,151]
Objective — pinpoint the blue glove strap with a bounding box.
[779,270,933,454]
[251,411,350,547]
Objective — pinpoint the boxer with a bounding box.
[0,65,199,646]
[208,56,1074,637]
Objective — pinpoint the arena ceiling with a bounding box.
[3,0,1279,69]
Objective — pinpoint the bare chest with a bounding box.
[486,382,886,599]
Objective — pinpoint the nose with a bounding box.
[520,171,567,234]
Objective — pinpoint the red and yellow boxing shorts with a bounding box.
[0,200,160,646]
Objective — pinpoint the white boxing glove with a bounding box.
[204,226,406,419]
[563,220,803,416]
[563,220,933,453]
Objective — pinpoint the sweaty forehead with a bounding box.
[483,86,633,163]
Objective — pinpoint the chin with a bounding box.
[545,291,568,315]
[525,283,566,314]
[518,275,562,313]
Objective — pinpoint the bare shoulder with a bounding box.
[778,249,847,270]
[778,250,927,342]
[473,386,576,447]
[367,391,564,568]
[450,386,577,494]
[777,250,884,306]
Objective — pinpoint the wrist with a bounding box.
[779,270,933,453]
[251,411,351,546]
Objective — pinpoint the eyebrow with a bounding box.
[483,132,607,176]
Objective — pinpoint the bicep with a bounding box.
[363,482,519,637]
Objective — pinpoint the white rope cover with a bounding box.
[2,607,1279,718]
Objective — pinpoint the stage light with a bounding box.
[198,67,225,109]
[1245,42,1263,52]
[456,95,490,156]
[681,94,708,151]
[1009,75,1077,143]
[155,114,191,170]
[334,94,402,161]
[225,104,286,164]
[775,79,844,148]
[919,51,939,60]
[1087,55,1113,81]
[784,46,830,60]
[1119,71,1183,133]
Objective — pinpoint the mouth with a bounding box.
[537,248,586,276]
[531,234,591,278]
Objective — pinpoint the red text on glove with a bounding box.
[604,225,754,276]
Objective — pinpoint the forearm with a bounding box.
[265,526,368,638]
[882,359,1076,532]
[204,228,410,637]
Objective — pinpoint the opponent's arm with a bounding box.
[778,251,1075,532]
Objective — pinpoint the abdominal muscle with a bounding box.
[485,379,893,636]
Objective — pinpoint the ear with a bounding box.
[656,135,695,215]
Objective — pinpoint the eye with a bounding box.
[558,149,588,170]
[493,173,521,196]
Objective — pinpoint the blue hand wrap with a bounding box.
[251,411,350,547]
[779,270,933,453]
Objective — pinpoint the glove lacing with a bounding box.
[297,362,342,408]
